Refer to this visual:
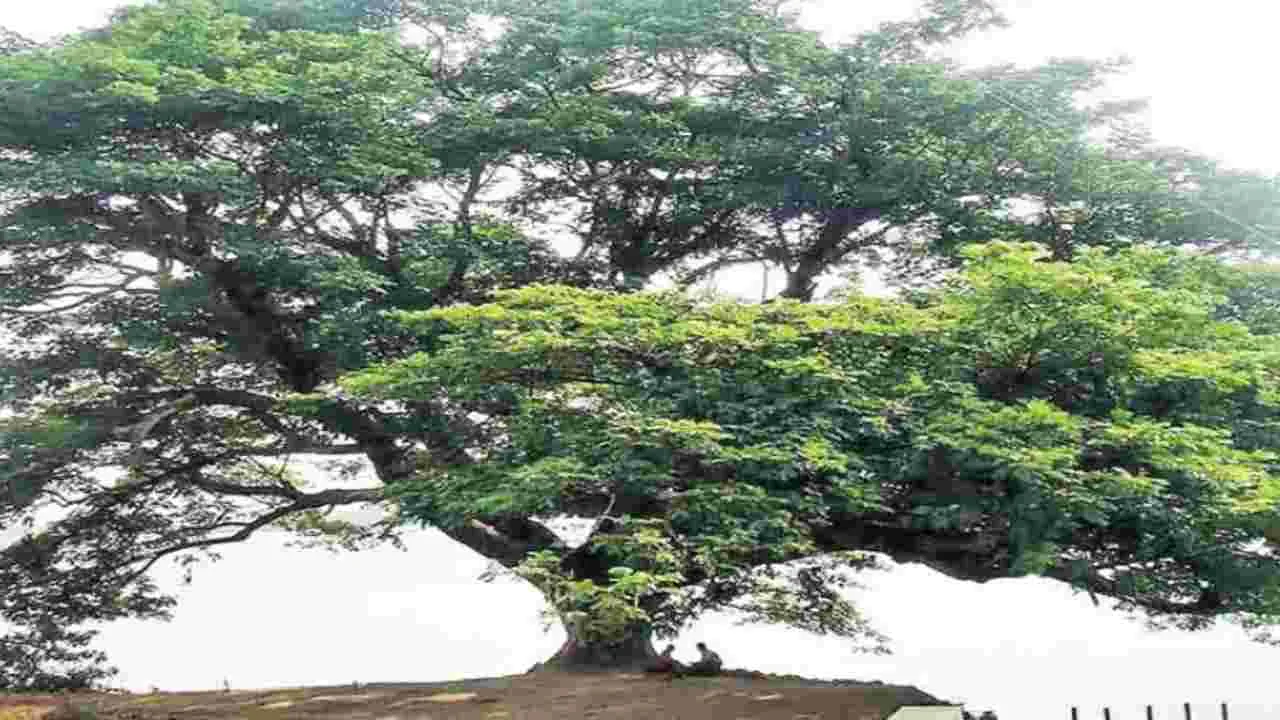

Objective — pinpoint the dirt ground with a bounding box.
[1,671,950,720]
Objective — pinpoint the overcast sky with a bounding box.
[2,2,1279,719]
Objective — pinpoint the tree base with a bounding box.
[529,627,658,673]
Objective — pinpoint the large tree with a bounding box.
[1,0,1277,682]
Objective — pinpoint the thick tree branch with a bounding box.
[781,207,883,300]
[1041,564,1226,617]
[444,517,565,569]
[812,514,1234,618]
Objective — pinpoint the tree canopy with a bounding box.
[1,0,1278,684]
[346,243,1280,646]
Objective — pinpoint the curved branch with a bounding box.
[118,486,385,584]
[120,504,300,584]
[1041,563,1226,617]
[1,287,157,318]
[812,514,1237,618]
[676,253,765,286]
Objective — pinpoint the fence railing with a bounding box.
[1070,703,1232,720]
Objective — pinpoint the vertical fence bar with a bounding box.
[1185,702,1193,720]
[1221,702,1228,720]
[1147,706,1155,720]
[1104,708,1112,720]
[1071,708,1079,720]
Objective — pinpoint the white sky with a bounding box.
[3,1,1280,718]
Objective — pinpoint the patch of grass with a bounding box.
[42,701,98,720]
[0,700,98,720]
[0,707,52,720]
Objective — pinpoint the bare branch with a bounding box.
[1,286,158,317]
[316,189,366,244]
[677,253,765,286]
[251,443,366,457]
[120,505,301,584]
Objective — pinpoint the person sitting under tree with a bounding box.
[684,642,723,676]
[645,644,683,674]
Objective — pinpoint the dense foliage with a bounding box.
[347,244,1280,641]
[1,0,1278,681]
[0,624,117,692]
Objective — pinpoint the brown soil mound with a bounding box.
[2,671,949,720]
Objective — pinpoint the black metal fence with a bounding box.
[1070,703,1233,720]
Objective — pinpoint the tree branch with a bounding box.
[443,517,565,569]
[118,486,385,584]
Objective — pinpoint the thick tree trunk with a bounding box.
[780,268,818,301]
[530,623,658,673]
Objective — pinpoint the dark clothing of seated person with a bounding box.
[684,642,723,675]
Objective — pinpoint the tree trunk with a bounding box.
[780,269,817,301]
[530,623,658,673]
